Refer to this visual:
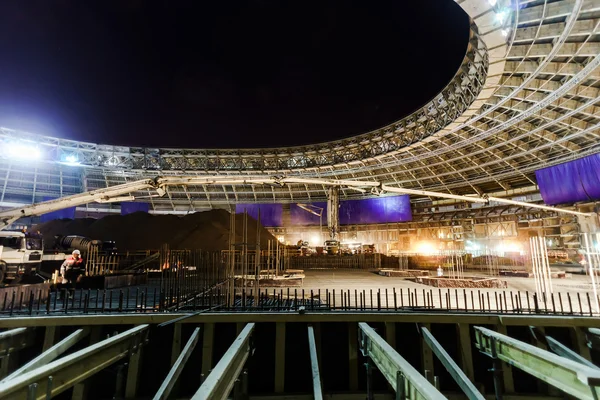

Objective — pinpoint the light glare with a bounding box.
[65,154,80,165]
[495,10,508,23]
[5,143,41,159]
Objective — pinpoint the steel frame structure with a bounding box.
[0,0,599,212]
[0,315,599,400]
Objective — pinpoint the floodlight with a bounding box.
[495,9,508,23]
[5,142,41,159]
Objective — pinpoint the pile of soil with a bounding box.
[33,210,277,252]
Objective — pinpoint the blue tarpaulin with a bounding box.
[121,202,149,215]
[291,202,327,226]
[40,197,76,222]
[535,154,600,205]
[290,195,412,225]
[339,195,412,224]
[235,204,283,227]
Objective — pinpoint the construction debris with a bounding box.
[378,269,430,277]
[414,276,508,289]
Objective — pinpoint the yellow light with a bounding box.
[415,241,437,255]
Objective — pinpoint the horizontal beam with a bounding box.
[307,325,323,400]
[0,324,148,400]
[486,196,593,217]
[0,328,36,356]
[358,322,444,400]
[1,327,89,382]
[2,313,600,328]
[474,326,600,400]
[192,323,255,400]
[153,326,201,400]
[421,326,485,400]
[382,185,487,203]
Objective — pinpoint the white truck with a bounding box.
[0,231,43,283]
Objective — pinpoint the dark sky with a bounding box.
[0,0,469,149]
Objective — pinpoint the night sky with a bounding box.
[0,1,469,149]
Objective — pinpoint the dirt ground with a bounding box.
[268,269,600,313]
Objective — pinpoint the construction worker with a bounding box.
[60,250,84,285]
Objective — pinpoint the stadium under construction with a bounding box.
[1,0,600,399]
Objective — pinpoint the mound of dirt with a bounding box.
[34,210,277,252]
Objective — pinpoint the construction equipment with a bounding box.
[0,231,43,283]
[324,240,340,255]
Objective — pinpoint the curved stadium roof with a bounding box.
[0,0,599,212]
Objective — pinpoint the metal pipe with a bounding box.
[486,196,593,217]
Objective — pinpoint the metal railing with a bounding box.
[0,283,599,317]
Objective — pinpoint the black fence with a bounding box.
[0,283,599,317]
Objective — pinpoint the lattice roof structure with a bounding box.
[0,0,599,213]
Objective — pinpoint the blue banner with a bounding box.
[339,195,412,224]
[535,154,600,205]
[40,196,76,222]
[121,202,149,215]
[235,204,283,227]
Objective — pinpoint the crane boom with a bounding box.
[0,179,156,229]
[0,175,592,231]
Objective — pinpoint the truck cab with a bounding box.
[324,240,340,255]
[0,231,43,283]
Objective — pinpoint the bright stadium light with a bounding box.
[5,142,41,160]
[63,154,82,165]
[495,9,509,23]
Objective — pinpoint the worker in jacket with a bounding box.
[60,250,84,284]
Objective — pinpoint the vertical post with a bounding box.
[42,326,60,351]
[348,322,359,391]
[125,343,143,399]
[421,323,434,383]
[275,322,286,393]
[171,324,182,365]
[72,327,103,400]
[365,359,374,400]
[201,323,215,379]
[385,322,396,349]
[255,209,261,306]
[494,324,514,393]
[456,323,475,383]
[570,327,593,362]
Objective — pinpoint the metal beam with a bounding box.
[587,328,600,351]
[420,326,485,400]
[546,336,599,370]
[0,324,148,400]
[1,328,89,382]
[529,326,598,370]
[154,326,201,400]
[4,313,600,328]
[474,326,600,400]
[0,328,36,356]
[358,322,445,400]
[308,325,323,400]
[192,323,255,400]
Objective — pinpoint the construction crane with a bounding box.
[296,203,324,245]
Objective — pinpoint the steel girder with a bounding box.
[0,0,599,209]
